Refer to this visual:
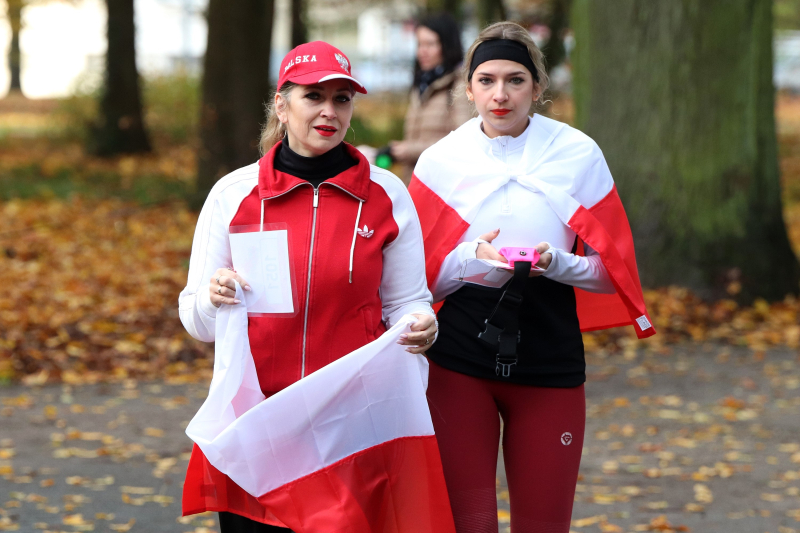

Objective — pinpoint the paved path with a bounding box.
[2,344,799,532]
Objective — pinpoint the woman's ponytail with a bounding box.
[259,82,297,155]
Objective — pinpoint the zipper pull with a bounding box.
[313,188,319,208]
[501,183,511,214]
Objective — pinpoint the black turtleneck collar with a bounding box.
[273,136,358,188]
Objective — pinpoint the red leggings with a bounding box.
[427,362,585,533]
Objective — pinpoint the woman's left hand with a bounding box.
[398,314,437,354]
[530,242,553,277]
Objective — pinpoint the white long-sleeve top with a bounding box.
[430,119,615,302]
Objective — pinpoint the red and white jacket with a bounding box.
[409,115,656,339]
[178,142,434,521]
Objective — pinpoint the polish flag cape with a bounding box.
[184,284,456,532]
[409,115,655,339]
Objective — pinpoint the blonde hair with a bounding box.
[259,82,297,155]
[460,21,550,110]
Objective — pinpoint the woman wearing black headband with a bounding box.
[409,21,652,533]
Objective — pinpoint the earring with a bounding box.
[348,126,356,144]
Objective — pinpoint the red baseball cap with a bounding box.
[277,41,367,94]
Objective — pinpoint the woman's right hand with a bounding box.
[476,229,507,263]
[210,268,251,308]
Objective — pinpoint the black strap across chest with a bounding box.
[477,260,532,377]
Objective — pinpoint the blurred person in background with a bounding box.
[179,41,437,533]
[370,13,472,182]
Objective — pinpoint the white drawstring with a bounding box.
[349,200,363,283]
[260,198,265,232]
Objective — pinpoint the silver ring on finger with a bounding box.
[424,338,430,345]
[216,276,221,284]
[217,286,222,295]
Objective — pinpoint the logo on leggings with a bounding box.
[561,432,573,445]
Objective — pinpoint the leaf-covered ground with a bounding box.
[1,343,798,532]
[0,198,213,385]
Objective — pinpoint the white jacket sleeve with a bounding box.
[429,239,481,303]
[371,170,435,328]
[542,242,615,294]
[178,193,233,342]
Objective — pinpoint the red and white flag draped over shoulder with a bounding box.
[185,284,455,533]
[408,115,656,339]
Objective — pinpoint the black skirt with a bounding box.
[218,512,292,533]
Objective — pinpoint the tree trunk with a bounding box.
[571,0,800,302]
[194,0,275,209]
[7,0,23,94]
[426,0,462,18]
[290,0,307,48]
[542,0,569,73]
[93,0,150,155]
[477,0,506,29]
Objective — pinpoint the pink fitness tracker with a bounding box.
[498,247,540,267]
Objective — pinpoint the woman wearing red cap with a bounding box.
[179,41,437,533]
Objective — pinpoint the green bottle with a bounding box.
[375,146,394,169]
[375,153,393,169]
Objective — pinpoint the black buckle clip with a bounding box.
[496,357,516,378]
[501,291,523,307]
[478,320,503,347]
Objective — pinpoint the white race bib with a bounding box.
[229,228,294,315]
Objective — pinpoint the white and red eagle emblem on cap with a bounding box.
[335,53,350,73]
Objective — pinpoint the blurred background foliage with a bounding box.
[55,72,201,147]
[54,73,407,151]
[776,0,800,28]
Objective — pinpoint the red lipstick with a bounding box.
[491,109,511,116]
[314,125,337,137]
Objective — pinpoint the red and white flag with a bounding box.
[185,284,455,532]
[409,115,655,339]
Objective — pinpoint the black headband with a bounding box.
[468,39,539,83]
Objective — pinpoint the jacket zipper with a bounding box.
[272,183,361,380]
[500,138,511,214]
[300,187,319,378]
